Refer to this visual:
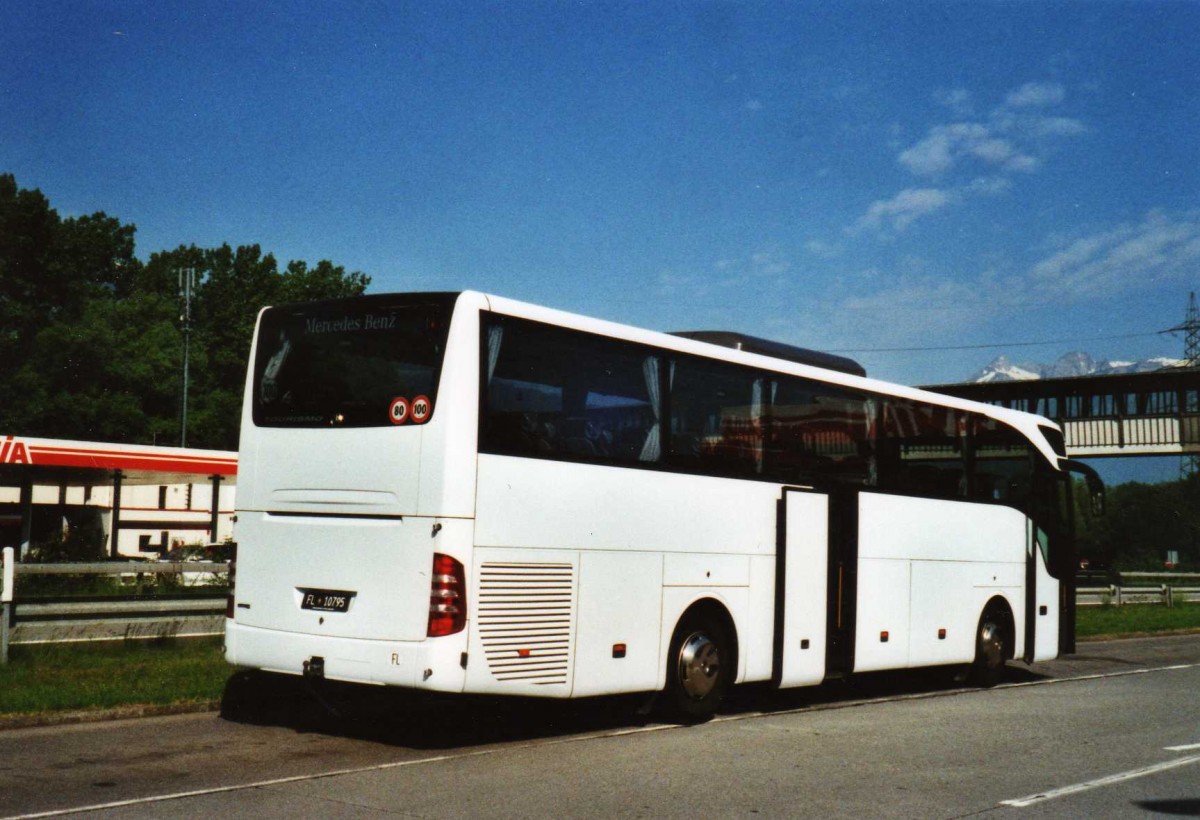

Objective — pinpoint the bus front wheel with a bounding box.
[664,611,732,722]
[970,605,1011,688]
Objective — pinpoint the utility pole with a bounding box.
[1166,291,1199,479]
[179,266,195,448]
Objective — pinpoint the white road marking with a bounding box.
[1000,754,1200,808]
[1,723,681,820]
[5,661,1197,819]
[4,750,495,819]
[1164,742,1200,752]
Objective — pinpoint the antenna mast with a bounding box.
[1167,292,1200,479]
[179,266,195,448]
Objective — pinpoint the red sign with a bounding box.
[411,395,432,424]
[388,397,410,425]
[0,436,30,465]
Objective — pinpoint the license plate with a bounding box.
[298,588,356,613]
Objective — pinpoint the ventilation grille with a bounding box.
[478,562,574,685]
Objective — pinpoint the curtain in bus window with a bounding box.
[864,398,879,486]
[751,379,765,473]
[486,325,503,383]
[640,356,662,462]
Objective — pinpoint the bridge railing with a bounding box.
[1064,416,1185,453]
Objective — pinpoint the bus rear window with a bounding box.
[252,294,455,428]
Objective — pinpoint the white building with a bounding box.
[0,435,236,560]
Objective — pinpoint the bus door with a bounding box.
[775,487,857,687]
[1028,467,1088,658]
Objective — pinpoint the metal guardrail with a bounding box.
[1078,585,1200,607]
[1121,572,1200,582]
[1,546,228,662]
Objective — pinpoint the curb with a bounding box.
[0,699,220,732]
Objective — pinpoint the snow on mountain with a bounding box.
[969,352,1187,383]
[972,355,1042,382]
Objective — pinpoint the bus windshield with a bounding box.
[252,293,456,428]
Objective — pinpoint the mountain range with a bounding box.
[969,352,1186,383]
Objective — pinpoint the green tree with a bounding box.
[0,175,145,436]
[0,173,371,448]
[1077,474,1200,572]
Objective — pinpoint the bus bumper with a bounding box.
[224,621,468,693]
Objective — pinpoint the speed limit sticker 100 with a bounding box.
[410,395,432,424]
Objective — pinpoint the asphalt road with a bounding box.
[1,634,1198,819]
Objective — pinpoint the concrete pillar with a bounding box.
[109,471,123,559]
[18,476,32,560]
[209,475,222,544]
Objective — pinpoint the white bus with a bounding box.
[225,291,1101,719]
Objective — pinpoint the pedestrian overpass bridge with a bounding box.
[923,367,1200,459]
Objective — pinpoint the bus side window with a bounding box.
[970,414,1033,508]
[878,400,966,499]
[481,316,661,466]
[668,359,763,477]
[765,377,871,486]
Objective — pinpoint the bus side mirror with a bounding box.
[1063,459,1106,517]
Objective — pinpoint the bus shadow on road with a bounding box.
[219,662,1052,751]
[724,662,1050,717]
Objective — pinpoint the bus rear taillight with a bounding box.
[225,542,238,619]
[427,553,465,637]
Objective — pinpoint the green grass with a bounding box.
[0,637,230,717]
[1076,602,1200,638]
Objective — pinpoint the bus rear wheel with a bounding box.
[970,606,1010,688]
[664,612,732,722]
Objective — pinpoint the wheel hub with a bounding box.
[980,620,1004,667]
[677,631,721,700]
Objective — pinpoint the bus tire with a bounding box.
[664,610,732,722]
[970,603,1011,688]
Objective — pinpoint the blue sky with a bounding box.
[3,3,1198,479]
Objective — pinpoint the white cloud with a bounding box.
[965,176,1013,196]
[898,122,1040,177]
[858,80,1083,238]
[898,128,958,176]
[1027,210,1200,298]
[824,210,1200,360]
[702,251,791,290]
[854,188,954,235]
[1004,81,1066,108]
[967,137,1015,164]
[1004,154,1040,173]
[749,251,789,276]
[804,238,841,258]
[896,81,1082,181]
[1032,116,1087,137]
[934,88,973,115]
